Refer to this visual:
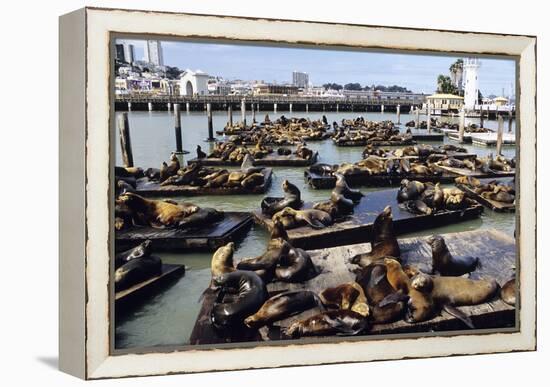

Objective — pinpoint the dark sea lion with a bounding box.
[210,270,268,330]
[319,282,370,317]
[118,192,199,228]
[500,278,516,306]
[333,173,364,203]
[349,206,400,267]
[401,199,433,215]
[116,179,136,196]
[481,190,515,204]
[115,255,162,291]
[115,240,152,269]
[309,163,335,176]
[285,310,368,338]
[427,235,480,276]
[115,166,144,178]
[178,207,223,228]
[397,179,425,202]
[144,167,161,181]
[261,180,302,216]
[205,172,229,188]
[196,145,207,159]
[275,247,316,282]
[244,291,321,329]
[429,275,499,306]
[312,200,340,218]
[241,172,265,189]
[273,207,333,229]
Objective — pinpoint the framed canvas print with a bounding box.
[59,7,537,379]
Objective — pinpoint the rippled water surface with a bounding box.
[114,110,516,349]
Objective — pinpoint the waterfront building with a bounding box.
[179,69,209,96]
[144,40,164,66]
[253,84,299,95]
[463,57,481,110]
[426,93,464,113]
[292,71,309,88]
[115,42,135,64]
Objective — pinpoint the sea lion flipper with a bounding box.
[442,304,475,329]
[378,292,408,308]
[303,217,326,229]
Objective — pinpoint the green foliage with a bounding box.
[436,74,459,95]
[323,83,343,91]
[344,82,363,91]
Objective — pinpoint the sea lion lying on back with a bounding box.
[319,282,370,317]
[244,291,322,329]
[285,310,368,338]
[349,206,400,267]
[427,235,480,276]
[272,207,333,229]
[118,192,199,228]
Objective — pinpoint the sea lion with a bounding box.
[114,240,152,269]
[116,179,136,196]
[196,145,207,159]
[118,193,199,228]
[275,247,316,282]
[285,310,368,338]
[312,200,340,218]
[429,275,499,306]
[500,278,516,306]
[427,235,481,276]
[309,163,336,176]
[205,171,229,188]
[144,167,161,181]
[319,282,370,317]
[210,270,268,330]
[272,207,333,229]
[115,254,162,291]
[480,190,515,204]
[397,179,425,202]
[210,242,236,280]
[178,207,223,228]
[261,180,302,216]
[244,291,321,329]
[241,172,265,189]
[349,206,400,267]
[401,199,433,215]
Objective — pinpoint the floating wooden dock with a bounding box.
[254,188,484,249]
[115,263,186,311]
[470,133,516,146]
[134,168,273,197]
[333,139,417,147]
[188,152,319,167]
[115,212,254,252]
[189,229,515,344]
[435,165,516,179]
[456,178,515,212]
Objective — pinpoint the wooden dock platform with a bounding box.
[436,165,515,179]
[254,188,484,249]
[456,178,515,212]
[188,152,318,167]
[134,168,273,197]
[333,139,417,147]
[115,263,186,311]
[304,170,460,189]
[470,133,516,146]
[115,212,254,252]
[189,229,515,345]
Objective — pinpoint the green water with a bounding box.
[114,110,516,349]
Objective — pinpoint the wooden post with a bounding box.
[127,102,132,111]
[174,104,183,153]
[396,104,401,124]
[289,103,293,112]
[252,103,256,123]
[118,112,134,167]
[496,115,504,155]
[186,102,190,112]
[458,109,465,143]
[381,104,384,114]
[167,102,171,111]
[336,104,339,112]
[228,105,233,127]
[207,103,214,141]
[241,99,247,126]
[306,104,309,113]
[148,102,153,111]
[427,103,432,132]
[415,107,420,128]
[479,105,484,128]
[508,111,513,133]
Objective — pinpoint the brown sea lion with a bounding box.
[244,291,321,329]
[319,282,370,317]
[115,240,153,269]
[275,247,316,282]
[312,200,340,219]
[272,207,333,229]
[333,173,364,203]
[210,242,235,280]
[261,180,302,216]
[500,277,516,306]
[429,275,499,306]
[115,254,162,291]
[178,207,223,228]
[427,235,481,276]
[397,179,425,202]
[285,310,368,338]
[241,172,265,189]
[118,192,199,228]
[349,206,400,267]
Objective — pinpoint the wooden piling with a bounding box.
[274,103,277,114]
[289,103,293,112]
[186,102,190,113]
[228,105,233,127]
[336,104,339,112]
[174,104,183,153]
[241,99,246,126]
[396,104,401,124]
[497,116,504,155]
[508,111,513,133]
[381,104,384,113]
[458,109,465,143]
[427,104,432,133]
[207,103,214,141]
[415,107,420,128]
[148,102,153,111]
[306,104,309,113]
[167,102,171,111]
[252,103,256,123]
[479,106,484,128]
[118,112,134,167]
[127,102,132,111]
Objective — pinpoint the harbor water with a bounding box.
[114,110,516,350]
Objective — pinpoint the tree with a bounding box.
[322,83,343,91]
[165,66,183,80]
[436,74,459,95]
[344,82,362,91]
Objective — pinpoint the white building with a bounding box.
[144,40,164,66]
[462,57,481,110]
[179,69,209,96]
[292,71,309,88]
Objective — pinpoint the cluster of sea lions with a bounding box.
[436,153,515,174]
[456,176,516,204]
[114,192,223,230]
[115,240,163,291]
[205,140,273,162]
[406,119,491,133]
[397,179,477,215]
[362,143,467,160]
[332,120,413,145]
[330,157,443,178]
[312,173,364,217]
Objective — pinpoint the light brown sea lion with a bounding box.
[429,275,499,306]
[244,291,321,329]
[241,172,264,189]
[285,310,368,338]
[427,235,480,276]
[211,242,235,280]
[272,207,333,229]
[480,190,515,204]
[500,277,516,306]
[349,206,400,267]
[118,192,199,228]
[319,282,370,317]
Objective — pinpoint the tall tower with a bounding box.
[462,57,481,110]
[144,40,164,66]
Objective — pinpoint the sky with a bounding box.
[119,39,516,97]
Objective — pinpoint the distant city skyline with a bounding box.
[117,39,516,97]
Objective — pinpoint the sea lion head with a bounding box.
[279,207,297,217]
[271,220,289,240]
[383,257,401,271]
[410,272,434,293]
[381,205,392,219]
[426,235,444,250]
